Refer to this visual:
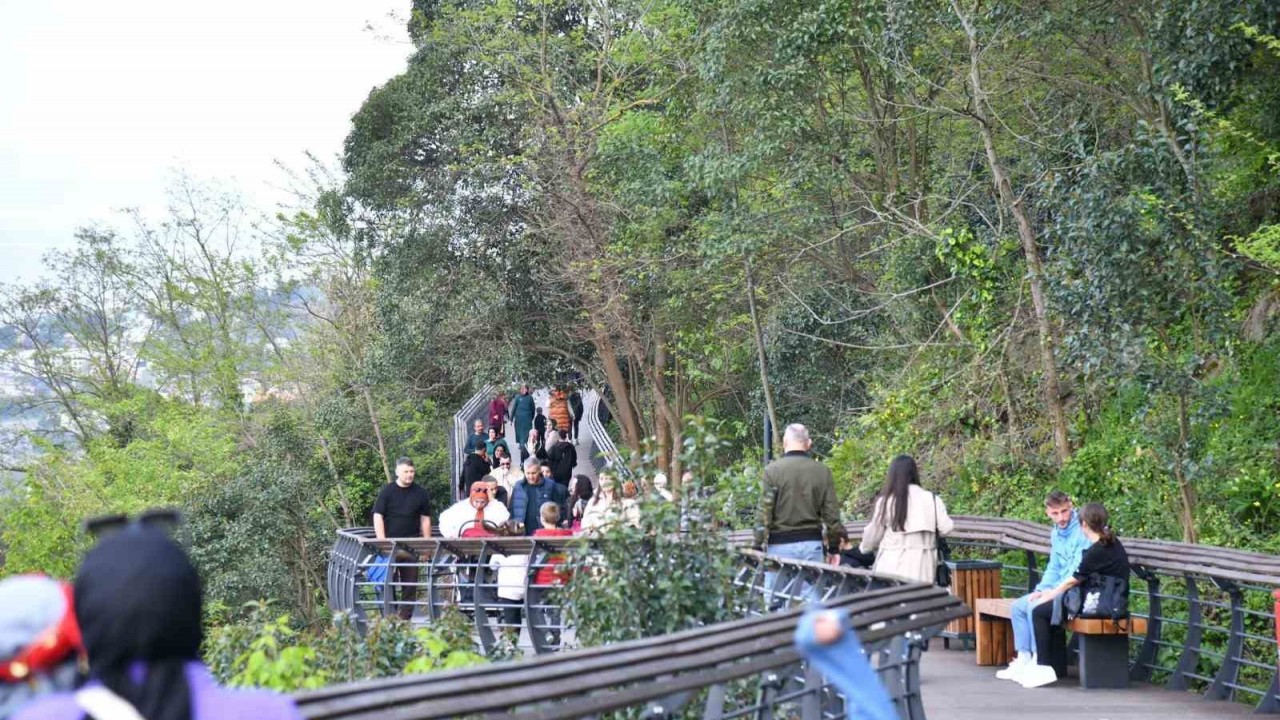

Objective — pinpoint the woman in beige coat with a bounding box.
[859,455,954,584]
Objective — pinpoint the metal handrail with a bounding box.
[450,384,494,501]
[307,535,966,720]
[801,517,1280,713]
[582,388,626,476]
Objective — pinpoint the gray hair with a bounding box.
[783,423,810,445]
[523,457,541,471]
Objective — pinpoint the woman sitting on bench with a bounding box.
[1018,502,1130,688]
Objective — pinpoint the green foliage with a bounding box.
[0,398,241,578]
[1234,224,1280,271]
[561,418,746,646]
[204,602,484,691]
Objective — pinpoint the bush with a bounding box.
[204,601,485,691]
[561,417,746,646]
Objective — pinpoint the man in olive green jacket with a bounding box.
[754,424,844,570]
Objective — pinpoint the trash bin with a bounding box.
[941,559,1003,650]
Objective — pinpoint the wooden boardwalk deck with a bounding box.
[919,641,1254,720]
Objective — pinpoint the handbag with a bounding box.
[932,493,951,587]
[1065,572,1129,622]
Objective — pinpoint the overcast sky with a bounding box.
[0,1,411,283]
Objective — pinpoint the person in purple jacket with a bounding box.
[14,527,300,720]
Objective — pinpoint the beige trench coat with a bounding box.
[859,485,954,584]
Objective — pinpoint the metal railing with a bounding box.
[450,384,494,500]
[819,516,1280,714]
[322,515,1280,716]
[311,529,966,720]
[582,388,625,476]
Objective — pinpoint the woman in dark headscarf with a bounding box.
[14,528,300,720]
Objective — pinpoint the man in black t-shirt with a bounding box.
[373,457,433,620]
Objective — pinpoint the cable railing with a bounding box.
[449,384,494,501]
[311,530,965,720]
[815,516,1280,713]
[582,389,625,476]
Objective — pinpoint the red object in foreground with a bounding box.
[1273,589,1280,663]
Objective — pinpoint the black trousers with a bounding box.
[1031,599,1068,676]
[393,563,419,621]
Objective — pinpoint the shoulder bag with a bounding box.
[932,493,951,587]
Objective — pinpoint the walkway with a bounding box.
[920,641,1254,720]
[501,388,601,481]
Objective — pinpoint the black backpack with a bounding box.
[1065,573,1129,621]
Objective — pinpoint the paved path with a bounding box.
[503,388,599,480]
[919,641,1254,719]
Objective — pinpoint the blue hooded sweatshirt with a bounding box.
[1035,509,1091,592]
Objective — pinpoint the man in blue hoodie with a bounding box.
[997,490,1090,686]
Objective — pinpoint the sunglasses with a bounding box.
[84,508,184,540]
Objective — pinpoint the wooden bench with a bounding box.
[974,597,1148,688]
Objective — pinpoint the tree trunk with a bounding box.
[654,338,670,476]
[361,385,392,484]
[1173,391,1198,543]
[593,328,644,454]
[955,3,1072,466]
[745,260,782,451]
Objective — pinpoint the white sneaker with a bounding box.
[996,654,1032,680]
[1018,664,1058,688]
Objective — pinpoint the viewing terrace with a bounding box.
[300,387,1280,719]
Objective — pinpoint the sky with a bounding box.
[0,0,411,284]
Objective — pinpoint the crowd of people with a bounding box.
[372,384,673,624]
[0,393,1140,717]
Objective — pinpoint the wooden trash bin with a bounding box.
[941,559,1002,650]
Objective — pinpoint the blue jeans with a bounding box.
[765,541,826,605]
[1011,594,1045,654]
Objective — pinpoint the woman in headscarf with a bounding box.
[14,528,300,720]
[520,428,547,465]
[487,389,509,433]
[510,384,535,449]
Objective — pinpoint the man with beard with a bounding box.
[439,482,511,538]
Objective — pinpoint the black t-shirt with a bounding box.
[1074,538,1130,582]
[373,482,432,538]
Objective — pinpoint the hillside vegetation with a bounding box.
[1,0,1278,666]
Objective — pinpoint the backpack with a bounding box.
[1065,573,1129,622]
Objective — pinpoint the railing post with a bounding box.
[382,541,400,619]
[1205,579,1243,701]
[1274,588,1280,661]
[1168,574,1204,692]
[1024,550,1040,594]
[474,540,497,655]
[1129,566,1162,683]
[1260,590,1280,713]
